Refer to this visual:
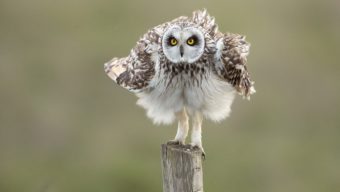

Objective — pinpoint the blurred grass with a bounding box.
[0,0,340,192]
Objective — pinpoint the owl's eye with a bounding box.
[168,37,178,46]
[187,38,195,45]
[187,36,198,46]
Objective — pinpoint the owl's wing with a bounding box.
[214,33,256,99]
[104,29,162,93]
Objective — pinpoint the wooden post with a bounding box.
[161,143,204,192]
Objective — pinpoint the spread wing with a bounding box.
[104,29,161,93]
[104,15,191,93]
[214,33,256,99]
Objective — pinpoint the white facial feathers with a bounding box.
[162,25,205,64]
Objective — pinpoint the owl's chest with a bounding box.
[148,64,234,109]
[158,63,209,89]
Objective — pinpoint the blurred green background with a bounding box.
[1,0,339,191]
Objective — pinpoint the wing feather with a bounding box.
[215,33,255,98]
[104,29,161,93]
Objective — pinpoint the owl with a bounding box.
[104,9,255,156]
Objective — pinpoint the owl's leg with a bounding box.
[190,111,205,157]
[167,108,189,145]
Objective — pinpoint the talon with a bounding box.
[197,148,206,160]
[201,151,206,160]
[189,144,206,160]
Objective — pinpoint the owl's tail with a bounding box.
[104,57,128,83]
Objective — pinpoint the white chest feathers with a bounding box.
[136,71,236,124]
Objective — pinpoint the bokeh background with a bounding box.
[1,0,339,191]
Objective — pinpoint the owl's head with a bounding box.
[162,25,205,64]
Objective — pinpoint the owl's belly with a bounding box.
[136,74,236,124]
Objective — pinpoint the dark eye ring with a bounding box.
[186,35,198,46]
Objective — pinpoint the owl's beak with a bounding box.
[180,45,184,57]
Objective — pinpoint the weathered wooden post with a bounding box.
[161,143,204,192]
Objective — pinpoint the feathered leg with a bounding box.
[191,111,205,157]
[168,108,189,145]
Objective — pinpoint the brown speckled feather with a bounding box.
[104,29,159,92]
[214,33,255,98]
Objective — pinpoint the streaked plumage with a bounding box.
[104,10,255,155]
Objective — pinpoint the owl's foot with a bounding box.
[189,143,206,160]
[167,139,185,146]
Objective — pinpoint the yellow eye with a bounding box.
[187,38,195,45]
[169,38,177,46]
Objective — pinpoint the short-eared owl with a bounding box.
[104,9,255,156]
